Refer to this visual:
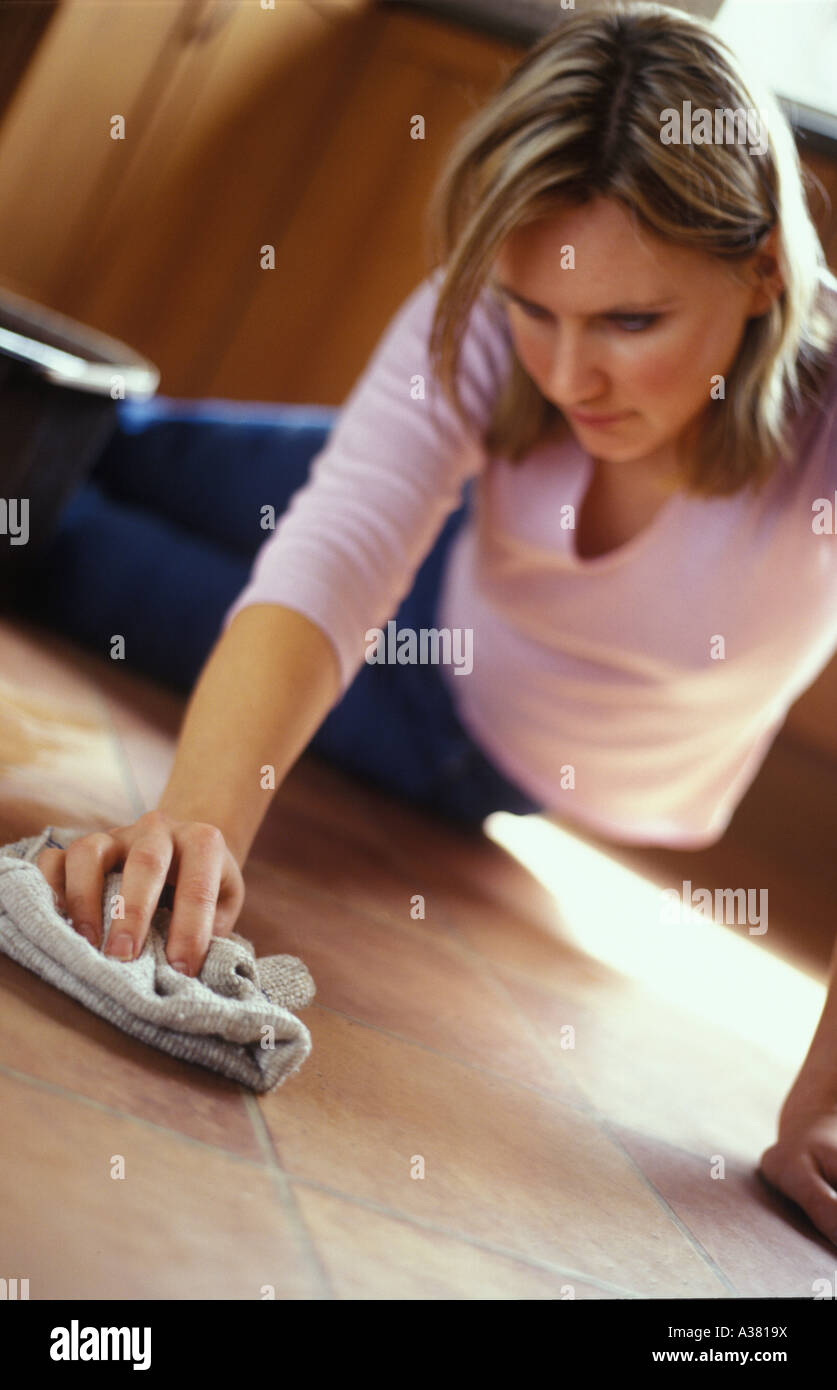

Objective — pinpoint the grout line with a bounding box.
[303,998,758,1282]
[428,940,769,1173]
[282,1173,728,1301]
[0,1061,720,1300]
[0,987,742,1180]
[373,891,767,1177]
[251,865,619,1115]
[306,1002,769,1191]
[0,1060,287,1168]
[0,766,763,1297]
[599,1117,740,1297]
[0,988,746,1180]
[241,1092,335,1301]
[247,862,624,1114]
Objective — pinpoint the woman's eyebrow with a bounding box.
[488,276,676,314]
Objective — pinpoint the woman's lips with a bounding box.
[569,409,633,426]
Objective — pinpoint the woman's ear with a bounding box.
[745,226,785,318]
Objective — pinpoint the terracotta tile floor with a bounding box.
[1,613,836,1299]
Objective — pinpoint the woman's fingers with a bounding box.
[63,832,125,947]
[783,1155,837,1245]
[165,823,233,976]
[214,860,246,940]
[760,1132,837,1246]
[810,1137,837,1243]
[34,813,245,978]
[104,819,174,963]
[35,846,67,915]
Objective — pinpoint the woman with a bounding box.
[15,4,837,1242]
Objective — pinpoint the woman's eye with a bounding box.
[611,314,660,332]
[517,303,552,321]
[509,300,660,332]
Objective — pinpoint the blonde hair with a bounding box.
[425,1,837,498]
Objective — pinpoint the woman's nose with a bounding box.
[543,328,606,405]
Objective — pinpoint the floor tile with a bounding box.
[292,1183,631,1299]
[249,785,466,929]
[412,873,627,1009]
[614,1124,837,1297]
[0,619,107,716]
[494,965,798,1160]
[0,621,135,830]
[0,954,262,1160]
[259,1006,728,1297]
[0,1070,326,1299]
[92,659,183,815]
[241,859,584,1100]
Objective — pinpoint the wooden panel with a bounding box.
[0,0,187,304]
[53,0,379,395]
[208,7,518,402]
[0,0,59,129]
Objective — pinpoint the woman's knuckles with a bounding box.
[126,844,171,876]
[65,832,115,862]
[35,818,240,974]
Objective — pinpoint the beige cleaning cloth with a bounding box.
[0,824,315,1092]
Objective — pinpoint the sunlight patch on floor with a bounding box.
[484,811,823,1063]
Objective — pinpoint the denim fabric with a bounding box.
[16,395,543,827]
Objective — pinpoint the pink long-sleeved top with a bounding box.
[223,269,837,849]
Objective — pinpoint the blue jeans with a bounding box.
[15,395,543,827]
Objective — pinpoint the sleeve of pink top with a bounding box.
[220,268,512,698]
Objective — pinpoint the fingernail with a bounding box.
[108,933,134,961]
[170,960,191,976]
[77,924,99,947]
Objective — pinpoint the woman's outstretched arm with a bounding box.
[34,271,508,975]
[35,602,341,976]
[157,602,341,866]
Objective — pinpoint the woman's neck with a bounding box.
[591,450,683,499]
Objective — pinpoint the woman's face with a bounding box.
[490,196,782,477]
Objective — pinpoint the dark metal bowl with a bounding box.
[0,284,159,578]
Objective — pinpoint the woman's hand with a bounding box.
[758,1097,837,1247]
[35,809,245,977]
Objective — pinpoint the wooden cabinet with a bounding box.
[0,0,518,403]
[205,6,519,403]
[0,0,185,307]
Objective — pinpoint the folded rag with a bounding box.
[0,825,316,1093]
